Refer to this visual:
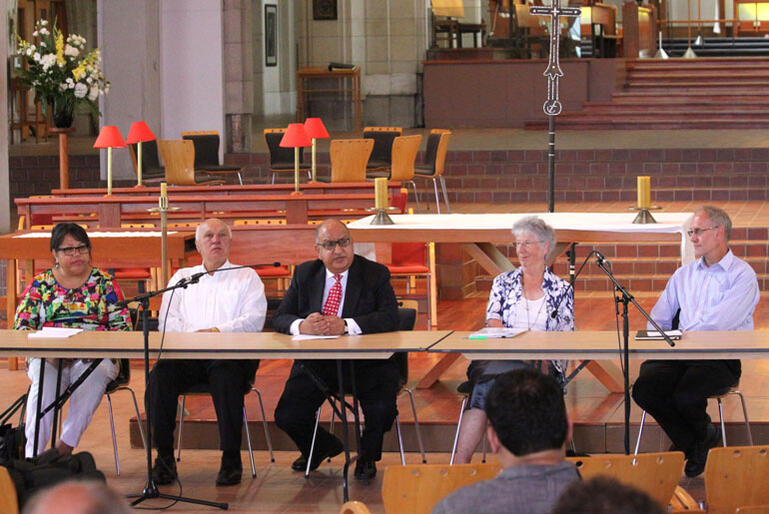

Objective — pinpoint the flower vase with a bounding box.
[52,96,75,129]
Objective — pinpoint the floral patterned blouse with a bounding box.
[14,268,131,332]
[471,267,574,384]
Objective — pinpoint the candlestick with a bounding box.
[107,147,113,195]
[374,178,388,210]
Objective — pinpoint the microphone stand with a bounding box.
[593,255,675,455]
[119,261,280,510]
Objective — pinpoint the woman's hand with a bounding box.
[486,319,504,328]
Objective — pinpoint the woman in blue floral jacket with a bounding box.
[454,216,574,463]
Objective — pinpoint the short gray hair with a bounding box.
[195,218,232,242]
[512,216,556,261]
[695,205,732,241]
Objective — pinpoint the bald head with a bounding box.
[315,219,354,274]
[23,480,132,514]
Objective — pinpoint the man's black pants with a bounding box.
[632,359,740,452]
[274,359,399,463]
[146,359,258,457]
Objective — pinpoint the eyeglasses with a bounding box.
[56,244,89,256]
[515,240,543,248]
[317,237,351,251]
[686,226,717,238]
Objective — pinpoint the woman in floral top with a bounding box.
[454,216,574,463]
[14,223,131,458]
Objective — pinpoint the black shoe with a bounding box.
[216,464,243,486]
[354,459,377,481]
[151,455,177,485]
[684,425,721,478]
[291,437,344,472]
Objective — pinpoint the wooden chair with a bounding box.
[382,462,501,514]
[330,139,374,183]
[567,452,700,512]
[363,126,402,177]
[264,128,311,184]
[388,135,422,209]
[414,129,451,213]
[157,140,226,186]
[0,466,19,514]
[128,140,166,184]
[705,446,769,514]
[181,130,243,184]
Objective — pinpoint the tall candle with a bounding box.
[160,181,167,198]
[374,178,388,210]
[637,176,650,209]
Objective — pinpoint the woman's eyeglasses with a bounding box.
[56,244,89,256]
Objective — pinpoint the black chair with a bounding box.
[104,358,147,476]
[176,380,274,478]
[305,307,426,476]
[363,127,402,179]
[128,140,165,184]
[182,133,243,184]
[264,129,311,184]
[414,129,451,213]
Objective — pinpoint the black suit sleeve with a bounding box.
[272,265,310,334]
[348,262,399,334]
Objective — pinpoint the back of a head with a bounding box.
[23,480,132,514]
[551,476,666,514]
[484,368,568,456]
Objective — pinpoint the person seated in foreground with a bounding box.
[454,216,573,464]
[273,219,400,481]
[631,205,759,478]
[550,476,666,514]
[146,218,267,486]
[23,479,133,514]
[432,368,580,514]
[14,223,132,459]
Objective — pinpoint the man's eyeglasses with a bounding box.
[686,226,717,238]
[317,237,351,251]
[56,244,89,256]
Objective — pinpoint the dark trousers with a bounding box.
[274,359,399,462]
[632,359,740,452]
[146,359,258,457]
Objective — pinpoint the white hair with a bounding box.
[195,218,232,242]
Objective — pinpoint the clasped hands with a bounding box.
[299,312,346,336]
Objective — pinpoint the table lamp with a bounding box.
[303,117,329,182]
[279,123,312,194]
[126,121,157,187]
[93,126,127,196]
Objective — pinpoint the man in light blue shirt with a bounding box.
[632,205,759,478]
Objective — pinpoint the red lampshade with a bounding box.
[279,123,312,148]
[304,117,329,139]
[126,121,156,144]
[93,126,127,148]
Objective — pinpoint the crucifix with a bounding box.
[531,1,580,213]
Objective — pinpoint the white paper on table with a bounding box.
[291,334,341,341]
[28,327,83,339]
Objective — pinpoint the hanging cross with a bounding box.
[531,2,581,116]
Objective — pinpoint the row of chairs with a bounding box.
[264,127,452,213]
[128,131,242,186]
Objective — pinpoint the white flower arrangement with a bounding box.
[16,18,109,125]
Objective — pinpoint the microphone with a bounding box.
[550,250,604,319]
[181,262,282,287]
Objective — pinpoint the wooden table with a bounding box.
[0,230,196,369]
[297,66,362,130]
[430,330,769,361]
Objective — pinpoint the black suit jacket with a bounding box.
[273,254,399,335]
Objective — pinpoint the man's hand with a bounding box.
[322,316,346,336]
[299,312,327,335]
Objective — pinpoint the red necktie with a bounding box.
[322,274,342,316]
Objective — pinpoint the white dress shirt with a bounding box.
[159,260,267,333]
[289,268,362,335]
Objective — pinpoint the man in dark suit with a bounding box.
[273,219,399,481]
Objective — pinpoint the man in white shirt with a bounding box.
[146,218,267,486]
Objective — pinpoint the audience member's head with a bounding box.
[23,480,132,514]
[485,367,568,457]
[550,476,666,514]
